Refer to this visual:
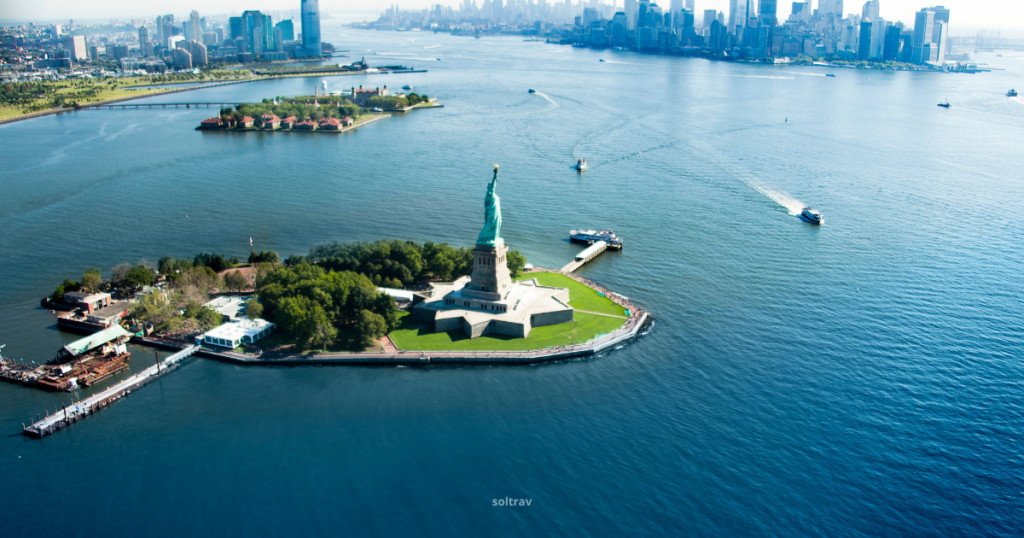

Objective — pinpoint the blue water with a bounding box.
[1,28,1023,537]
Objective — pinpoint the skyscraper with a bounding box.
[758,0,777,26]
[190,11,202,42]
[670,0,683,26]
[911,8,934,64]
[276,20,295,41]
[703,9,717,28]
[139,26,152,57]
[861,0,879,21]
[301,0,322,57]
[728,0,746,34]
[625,0,639,29]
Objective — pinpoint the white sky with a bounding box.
[0,0,1019,31]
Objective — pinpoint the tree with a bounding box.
[51,278,79,301]
[355,309,387,348]
[81,268,102,292]
[111,262,132,284]
[124,265,156,289]
[224,270,249,293]
[373,291,399,332]
[506,249,527,278]
[244,298,264,319]
[183,301,222,330]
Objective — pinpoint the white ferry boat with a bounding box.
[575,159,588,171]
[800,208,823,225]
[570,229,623,249]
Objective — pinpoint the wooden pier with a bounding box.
[22,345,200,439]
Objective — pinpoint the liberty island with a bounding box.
[14,163,648,438]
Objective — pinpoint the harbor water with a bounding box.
[1,27,1022,537]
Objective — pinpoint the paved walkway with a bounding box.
[574,309,629,319]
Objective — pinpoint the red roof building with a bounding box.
[281,116,297,129]
[261,114,281,129]
[294,119,317,131]
[199,117,223,129]
[239,116,254,128]
[319,117,342,130]
[340,116,354,127]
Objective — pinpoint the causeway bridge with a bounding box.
[78,102,242,110]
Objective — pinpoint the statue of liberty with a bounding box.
[476,164,503,247]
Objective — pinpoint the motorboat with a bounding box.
[800,207,823,225]
[402,85,412,90]
[1008,89,1018,97]
[826,73,836,77]
[528,89,536,94]
[937,101,950,108]
[575,159,588,172]
[599,59,605,62]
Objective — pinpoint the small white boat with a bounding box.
[575,159,588,172]
[800,207,823,225]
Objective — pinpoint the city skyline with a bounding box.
[1,0,1021,31]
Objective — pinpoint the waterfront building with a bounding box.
[239,116,255,128]
[911,8,934,64]
[202,318,275,349]
[857,20,872,60]
[319,117,342,130]
[63,291,111,313]
[351,85,389,105]
[171,47,192,69]
[185,40,208,66]
[301,0,322,57]
[611,11,629,47]
[281,116,297,129]
[412,166,573,339]
[200,118,224,129]
[882,24,902,61]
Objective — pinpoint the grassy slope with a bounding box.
[389,311,625,352]
[516,272,627,317]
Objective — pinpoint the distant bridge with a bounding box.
[77,102,243,110]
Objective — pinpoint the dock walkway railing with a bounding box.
[22,345,200,438]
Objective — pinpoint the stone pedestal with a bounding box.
[461,242,512,302]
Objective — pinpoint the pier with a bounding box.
[562,240,608,272]
[22,344,200,439]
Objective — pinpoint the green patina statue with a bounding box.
[476,164,503,247]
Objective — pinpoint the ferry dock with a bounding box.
[22,344,200,439]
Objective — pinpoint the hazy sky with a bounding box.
[0,0,1018,31]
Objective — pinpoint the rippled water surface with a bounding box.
[1,27,1022,537]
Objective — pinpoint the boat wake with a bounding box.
[534,91,559,108]
[742,178,804,215]
[424,44,443,49]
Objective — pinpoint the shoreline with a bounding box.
[0,70,428,127]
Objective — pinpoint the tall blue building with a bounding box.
[301,0,322,57]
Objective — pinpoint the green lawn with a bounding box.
[389,311,625,352]
[516,272,628,317]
